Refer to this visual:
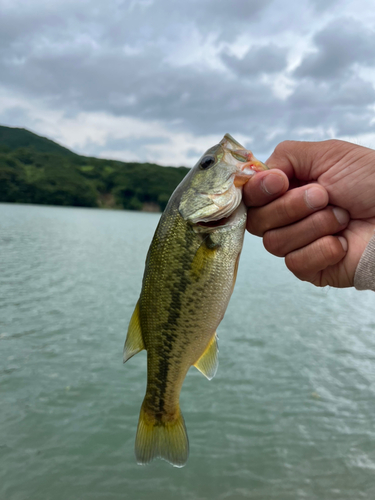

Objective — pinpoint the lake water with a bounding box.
[1,202,375,500]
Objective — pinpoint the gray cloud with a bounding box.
[192,0,274,26]
[0,40,283,139]
[221,45,288,76]
[289,77,375,109]
[295,18,375,80]
[185,147,203,159]
[0,1,375,163]
[0,0,273,54]
[286,76,375,136]
[309,0,340,12]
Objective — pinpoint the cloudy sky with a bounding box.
[1,0,375,166]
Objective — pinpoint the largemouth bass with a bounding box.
[124,134,267,467]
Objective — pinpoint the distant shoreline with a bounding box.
[0,124,188,213]
[0,200,163,213]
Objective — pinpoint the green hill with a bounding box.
[0,125,77,157]
[0,125,189,211]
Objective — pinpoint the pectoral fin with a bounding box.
[123,300,145,363]
[194,333,218,380]
[231,253,241,294]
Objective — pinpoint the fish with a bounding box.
[123,134,267,467]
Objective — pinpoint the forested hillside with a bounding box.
[0,126,189,211]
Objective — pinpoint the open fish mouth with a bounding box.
[196,216,232,228]
[194,199,247,232]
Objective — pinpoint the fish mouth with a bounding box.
[220,133,268,187]
[196,217,232,229]
[231,150,268,187]
[194,201,247,231]
[185,156,266,227]
[180,134,267,227]
[190,174,247,227]
[190,182,242,225]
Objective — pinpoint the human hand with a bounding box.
[244,140,375,288]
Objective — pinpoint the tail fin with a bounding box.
[135,402,189,468]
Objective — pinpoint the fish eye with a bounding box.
[199,155,215,170]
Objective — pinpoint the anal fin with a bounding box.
[194,333,218,380]
[123,300,145,363]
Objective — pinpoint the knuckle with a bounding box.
[285,251,314,282]
[285,252,301,276]
[274,194,297,224]
[246,212,264,237]
[263,230,286,257]
[310,210,332,236]
[274,200,290,222]
[283,198,298,221]
[311,274,325,287]
[326,139,342,149]
[318,237,339,262]
[273,140,295,157]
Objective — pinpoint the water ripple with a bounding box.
[1,203,375,500]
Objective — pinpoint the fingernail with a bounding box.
[338,236,348,252]
[333,207,350,226]
[261,174,285,195]
[304,187,327,209]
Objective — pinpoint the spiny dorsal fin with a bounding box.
[123,300,145,363]
[194,333,218,380]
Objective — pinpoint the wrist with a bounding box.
[354,230,375,291]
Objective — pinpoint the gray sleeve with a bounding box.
[354,231,375,291]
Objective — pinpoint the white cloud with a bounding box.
[0,87,231,166]
[0,0,375,165]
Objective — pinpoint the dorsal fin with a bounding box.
[123,300,145,363]
[194,333,218,380]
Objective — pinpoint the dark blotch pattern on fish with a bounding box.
[146,221,197,417]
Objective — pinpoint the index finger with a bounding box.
[266,139,355,181]
[246,183,329,237]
